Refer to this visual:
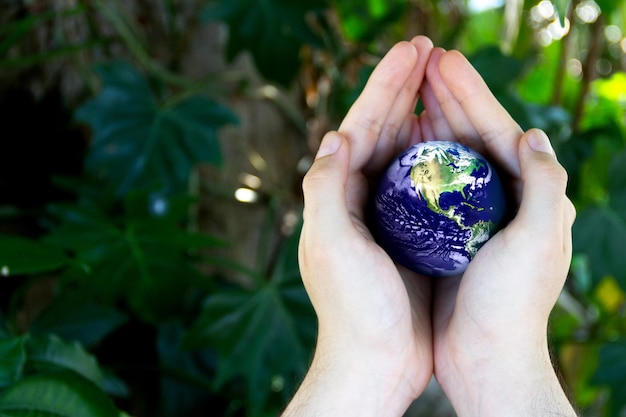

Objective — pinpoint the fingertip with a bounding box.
[392,40,419,63]
[316,131,345,159]
[410,35,434,54]
[438,49,469,73]
[524,128,555,156]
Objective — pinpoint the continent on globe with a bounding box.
[374,140,507,277]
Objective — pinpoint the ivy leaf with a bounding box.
[184,226,315,415]
[0,235,67,277]
[591,340,626,416]
[0,371,120,417]
[76,61,238,196]
[0,337,26,389]
[203,0,325,86]
[44,197,223,322]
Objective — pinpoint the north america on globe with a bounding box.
[374,140,507,277]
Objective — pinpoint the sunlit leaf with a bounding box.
[76,61,237,196]
[202,0,325,86]
[581,73,626,132]
[333,0,407,42]
[0,371,120,417]
[594,276,625,313]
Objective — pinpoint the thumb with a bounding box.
[301,131,352,240]
[514,129,568,234]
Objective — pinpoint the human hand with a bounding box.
[283,36,436,417]
[419,49,577,416]
[284,38,577,417]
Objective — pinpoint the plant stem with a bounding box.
[552,0,579,106]
[572,16,604,132]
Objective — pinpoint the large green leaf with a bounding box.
[0,338,26,389]
[75,61,238,196]
[573,207,626,288]
[0,371,120,417]
[0,235,67,277]
[29,292,127,348]
[203,0,325,86]
[591,340,626,416]
[184,226,315,415]
[44,197,223,322]
[25,335,104,388]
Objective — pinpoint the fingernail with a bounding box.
[527,129,555,156]
[315,133,342,159]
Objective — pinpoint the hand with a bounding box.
[419,49,578,416]
[283,36,436,417]
[283,38,577,417]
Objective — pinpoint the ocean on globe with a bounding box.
[374,140,507,277]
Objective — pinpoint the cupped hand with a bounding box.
[419,49,577,416]
[298,36,435,411]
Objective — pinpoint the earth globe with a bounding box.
[374,140,507,277]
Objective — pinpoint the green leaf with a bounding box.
[184,228,314,414]
[333,0,407,43]
[75,61,237,196]
[25,335,104,388]
[29,293,127,348]
[0,337,26,389]
[43,199,222,322]
[591,340,626,416]
[157,322,214,416]
[202,0,325,86]
[0,235,67,277]
[608,147,626,215]
[552,0,570,25]
[0,371,120,417]
[470,46,524,91]
[572,207,626,288]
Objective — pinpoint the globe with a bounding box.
[374,140,507,277]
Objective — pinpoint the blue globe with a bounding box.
[374,141,507,277]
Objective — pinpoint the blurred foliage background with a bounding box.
[0,0,625,416]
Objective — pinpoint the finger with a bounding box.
[422,48,473,143]
[367,36,434,172]
[339,41,419,171]
[439,50,523,178]
[514,129,568,236]
[302,132,352,242]
[563,198,576,256]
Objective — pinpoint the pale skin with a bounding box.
[282,36,578,417]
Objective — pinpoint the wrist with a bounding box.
[283,340,420,417]
[436,337,576,417]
